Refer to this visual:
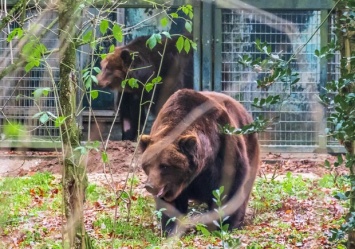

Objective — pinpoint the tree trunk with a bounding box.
[58,0,91,248]
[337,7,355,248]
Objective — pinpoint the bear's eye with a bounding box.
[159,164,168,171]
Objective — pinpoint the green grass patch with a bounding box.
[0,172,349,248]
[0,172,61,228]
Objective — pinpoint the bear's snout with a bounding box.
[144,182,165,197]
[144,182,156,194]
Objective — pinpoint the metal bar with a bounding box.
[5,0,197,8]
[193,1,202,90]
[214,8,222,92]
[201,0,213,91]
[215,0,335,10]
[317,10,329,152]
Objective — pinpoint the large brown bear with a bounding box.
[96,35,193,140]
[140,89,260,235]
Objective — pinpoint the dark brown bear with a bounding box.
[96,35,193,140]
[140,89,260,235]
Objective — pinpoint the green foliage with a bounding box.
[222,116,275,135]
[329,212,355,243]
[74,140,100,155]
[0,172,60,228]
[32,87,51,101]
[101,151,109,164]
[3,121,26,139]
[196,186,242,249]
[176,35,196,53]
[247,39,300,89]
[224,38,300,137]
[82,66,100,89]
[54,116,67,127]
[112,24,123,42]
[252,173,315,214]
[178,4,194,20]
[146,33,163,50]
[82,30,93,44]
[0,172,347,248]
[122,77,139,89]
[252,95,281,108]
[6,27,23,42]
[99,19,109,35]
[315,1,355,245]
[21,38,47,72]
[145,76,162,93]
[160,17,169,27]
[314,40,338,59]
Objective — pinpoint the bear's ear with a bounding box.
[178,135,197,155]
[120,49,132,66]
[139,134,151,152]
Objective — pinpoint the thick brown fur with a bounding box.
[140,89,260,235]
[97,35,193,140]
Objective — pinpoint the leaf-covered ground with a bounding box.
[0,142,349,248]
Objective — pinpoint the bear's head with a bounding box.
[140,133,202,202]
[96,48,153,91]
[97,48,131,89]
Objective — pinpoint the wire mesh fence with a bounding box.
[220,9,338,150]
[0,5,343,152]
[0,10,60,146]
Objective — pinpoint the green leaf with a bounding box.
[121,79,128,88]
[7,28,23,42]
[32,87,51,101]
[100,19,109,35]
[128,78,138,88]
[91,75,98,84]
[86,141,101,151]
[188,10,193,20]
[324,160,331,168]
[152,76,162,84]
[146,34,162,50]
[190,40,197,50]
[145,83,154,93]
[109,44,115,53]
[93,67,101,74]
[334,192,348,200]
[82,30,93,43]
[196,224,211,237]
[90,90,99,100]
[146,34,157,50]
[39,113,49,124]
[74,146,87,155]
[185,21,192,33]
[25,61,37,72]
[3,122,24,137]
[160,17,169,27]
[102,151,109,163]
[162,31,171,39]
[176,36,184,53]
[113,24,123,42]
[184,38,191,53]
[37,43,47,55]
[22,40,35,57]
[314,49,320,57]
[170,13,179,18]
[55,116,66,127]
[221,223,229,231]
[84,77,92,89]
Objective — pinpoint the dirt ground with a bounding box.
[0,141,347,181]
